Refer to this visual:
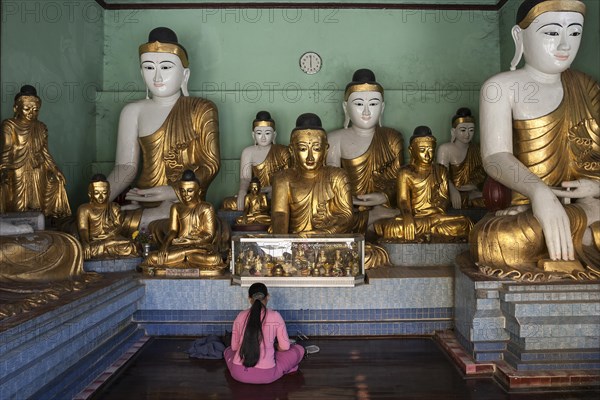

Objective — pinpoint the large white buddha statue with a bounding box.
[471,0,599,280]
[327,68,404,231]
[106,27,220,234]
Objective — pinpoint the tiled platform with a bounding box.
[0,274,144,400]
[137,265,454,336]
[451,253,600,391]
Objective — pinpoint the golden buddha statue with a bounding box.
[436,107,486,209]
[76,174,138,260]
[327,69,404,231]
[374,126,473,242]
[0,85,71,218]
[140,170,225,276]
[235,177,271,226]
[106,27,220,235]
[471,0,599,280]
[271,113,354,235]
[222,111,290,211]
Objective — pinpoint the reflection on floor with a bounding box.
[90,337,600,400]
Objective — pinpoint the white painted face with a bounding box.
[252,126,276,147]
[140,52,189,98]
[344,90,384,130]
[521,11,584,74]
[452,122,475,145]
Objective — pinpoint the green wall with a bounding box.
[2,1,598,210]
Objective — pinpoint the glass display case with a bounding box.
[231,234,365,287]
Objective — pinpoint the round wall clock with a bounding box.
[299,51,322,74]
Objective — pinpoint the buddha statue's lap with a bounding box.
[373,126,473,242]
[471,0,599,280]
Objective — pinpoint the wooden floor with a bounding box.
[92,337,600,400]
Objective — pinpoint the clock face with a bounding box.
[299,52,322,74]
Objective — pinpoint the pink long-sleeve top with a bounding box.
[230,308,291,369]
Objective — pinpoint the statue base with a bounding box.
[450,252,600,390]
[84,257,142,273]
[538,259,585,273]
[140,264,228,278]
[379,242,468,267]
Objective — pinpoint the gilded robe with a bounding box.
[271,166,354,234]
[137,96,220,199]
[0,119,70,217]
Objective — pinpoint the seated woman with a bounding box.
[436,107,486,209]
[223,111,290,211]
[224,283,305,384]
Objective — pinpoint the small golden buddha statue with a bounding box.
[374,126,473,242]
[222,111,290,211]
[436,107,486,209]
[76,174,138,260]
[106,27,220,235]
[0,85,71,218]
[471,0,599,280]
[140,170,225,276]
[235,177,271,226]
[271,113,354,235]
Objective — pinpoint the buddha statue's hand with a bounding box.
[157,249,169,265]
[353,192,387,207]
[403,214,416,241]
[449,185,462,209]
[552,179,600,200]
[495,204,529,216]
[530,186,574,261]
[82,243,92,259]
[125,185,178,203]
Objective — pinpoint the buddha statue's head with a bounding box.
[510,0,585,72]
[88,174,110,205]
[451,107,476,144]
[177,169,201,205]
[252,111,277,146]
[13,85,41,122]
[290,113,328,173]
[248,177,261,194]
[139,27,190,98]
[409,126,436,166]
[343,69,385,129]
